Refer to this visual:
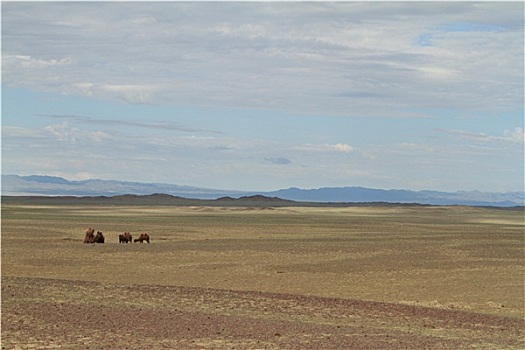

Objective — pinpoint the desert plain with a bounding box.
[1,200,524,349]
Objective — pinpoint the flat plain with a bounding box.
[2,202,524,349]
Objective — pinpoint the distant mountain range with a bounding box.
[2,175,524,207]
[1,175,246,199]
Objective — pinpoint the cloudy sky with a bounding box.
[2,1,524,192]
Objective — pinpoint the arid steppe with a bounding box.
[2,202,524,349]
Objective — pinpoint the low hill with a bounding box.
[0,194,302,207]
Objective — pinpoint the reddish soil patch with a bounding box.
[2,277,523,349]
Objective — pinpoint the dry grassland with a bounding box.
[2,204,524,349]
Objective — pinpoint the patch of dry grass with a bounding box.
[2,204,524,349]
[2,204,523,318]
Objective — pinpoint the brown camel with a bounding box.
[84,228,95,243]
[119,232,133,243]
[134,233,150,243]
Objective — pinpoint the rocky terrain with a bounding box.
[2,277,524,349]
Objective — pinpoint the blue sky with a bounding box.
[2,2,524,192]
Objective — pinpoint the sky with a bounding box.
[2,1,524,192]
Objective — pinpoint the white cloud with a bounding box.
[441,127,525,146]
[2,126,43,139]
[2,2,522,116]
[2,2,522,193]
[3,54,72,69]
[45,122,80,143]
[98,84,159,104]
[416,65,458,80]
[4,123,115,146]
[397,143,437,153]
[503,127,525,144]
[295,143,354,153]
[89,130,114,142]
[332,143,354,153]
[68,83,161,104]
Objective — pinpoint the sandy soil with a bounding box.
[2,276,524,350]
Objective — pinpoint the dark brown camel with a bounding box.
[93,231,105,243]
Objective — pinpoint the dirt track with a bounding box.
[2,277,523,349]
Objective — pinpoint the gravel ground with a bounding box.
[2,277,524,349]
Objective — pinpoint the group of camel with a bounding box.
[83,228,105,243]
[83,228,150,244]
[119,231,150,243]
